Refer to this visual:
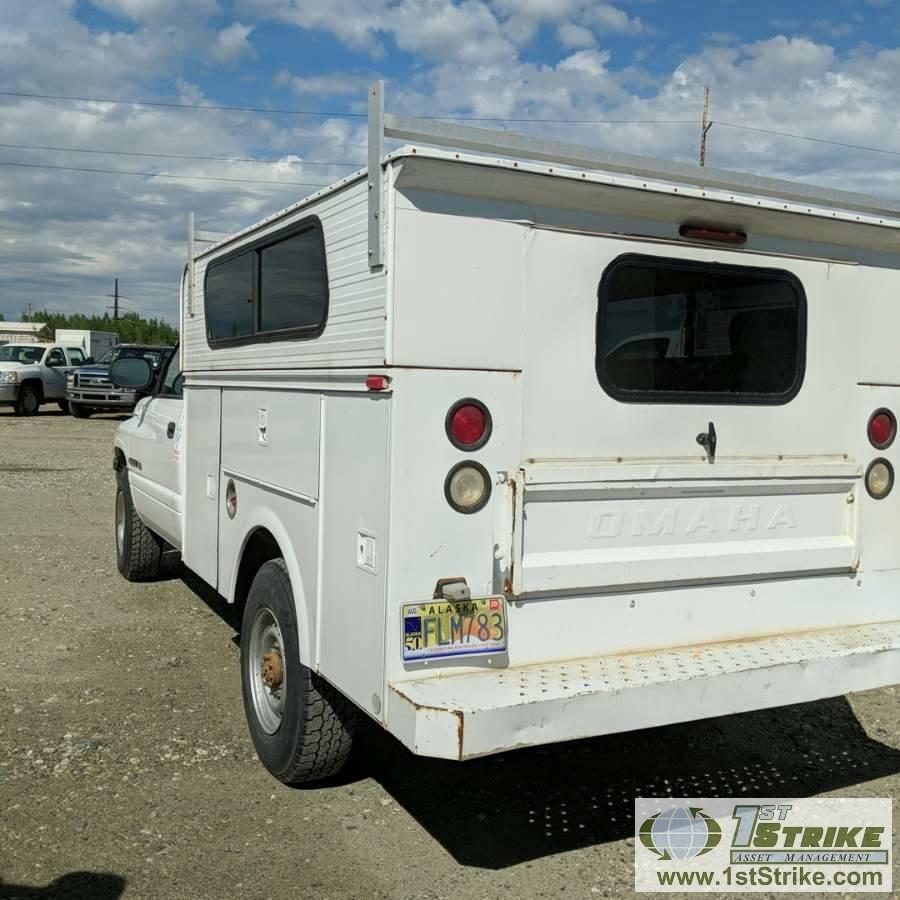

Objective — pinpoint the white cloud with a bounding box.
[557,22,595,49]
[557,48,611,77]
[585,3,643,35]
[239,0,387,52]
[390,0,516,65]
[274,71,372,97]
[90,0,220,24]
[211,22,256,63]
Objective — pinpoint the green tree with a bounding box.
[22,309,178,345]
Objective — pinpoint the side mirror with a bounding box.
[110,357,154,391]
[85,357,94,365]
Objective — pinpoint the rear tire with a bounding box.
[14,385,40,416]
[241,559,356,784]
[70,402,92,418]
[115,468,162,581]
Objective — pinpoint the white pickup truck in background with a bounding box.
[0,343,88,415]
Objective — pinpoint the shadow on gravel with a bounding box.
[179,569,243,632]
[0,871,126,899]
[348,697,900,869]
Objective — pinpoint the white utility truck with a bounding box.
[110,82,900,784]
[55,329,117,363]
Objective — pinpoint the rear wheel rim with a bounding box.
[248,607,286,735]
[115,490,125,556]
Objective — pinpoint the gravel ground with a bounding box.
[0,410,898,900]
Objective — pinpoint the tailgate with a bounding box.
[502,459,860,595]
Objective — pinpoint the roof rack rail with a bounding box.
[366,79,900,268]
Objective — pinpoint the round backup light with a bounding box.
[865,459,894,500]
[445,462,491,514]
[867,408,896,450]
[446,399,492,450]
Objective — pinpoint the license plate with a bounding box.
[402,596,507,661]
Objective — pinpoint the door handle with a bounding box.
[167,421,176,439]
[696,421,717,463]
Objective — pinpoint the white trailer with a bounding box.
[55,329,117,362]
[110,82,900,783]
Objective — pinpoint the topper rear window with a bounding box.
[596,254,806,405]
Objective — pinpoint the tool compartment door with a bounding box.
[510,460,859,595]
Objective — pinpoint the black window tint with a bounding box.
[205,252,254,342]
[204,217,328,347]
[597,255,805,404]
[259,228,328,333]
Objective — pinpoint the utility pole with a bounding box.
[699,85,711,167]
[113,278,119,321]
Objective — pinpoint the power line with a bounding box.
[0,90,365,118]
[0,89,695,125]
[0,159,333,188]
[715,120,900,158]
[0,141,363,168]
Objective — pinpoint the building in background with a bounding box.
[0,321,48,344]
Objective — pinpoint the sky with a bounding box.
[1,0,899,325]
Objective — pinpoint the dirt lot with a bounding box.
[0,410,898,900]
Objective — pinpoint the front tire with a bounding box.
[70,402,92,418]
[14,385,40,416]
[58,400,70,414]
[241,559,356,784]
[115,468,162,581]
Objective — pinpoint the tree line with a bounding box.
[22,309,178,346]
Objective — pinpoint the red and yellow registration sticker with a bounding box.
[402,597,507,661]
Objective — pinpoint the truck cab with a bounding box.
[0,343,87,416]
[111,348,185,553]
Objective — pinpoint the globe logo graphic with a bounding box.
[639,807,722,861]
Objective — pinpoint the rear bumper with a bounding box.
[387,620,900,760]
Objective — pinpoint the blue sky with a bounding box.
[0,0,898,322]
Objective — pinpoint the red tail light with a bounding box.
[679,225,747,245]
[868,409,896,450]
[446,399,491,450]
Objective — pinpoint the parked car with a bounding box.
[0,342,87,415]
[67,344,172,418]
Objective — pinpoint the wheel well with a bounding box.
[20,378,44,401]
[234,528,282,608]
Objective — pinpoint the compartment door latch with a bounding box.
[696,421,717,463]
